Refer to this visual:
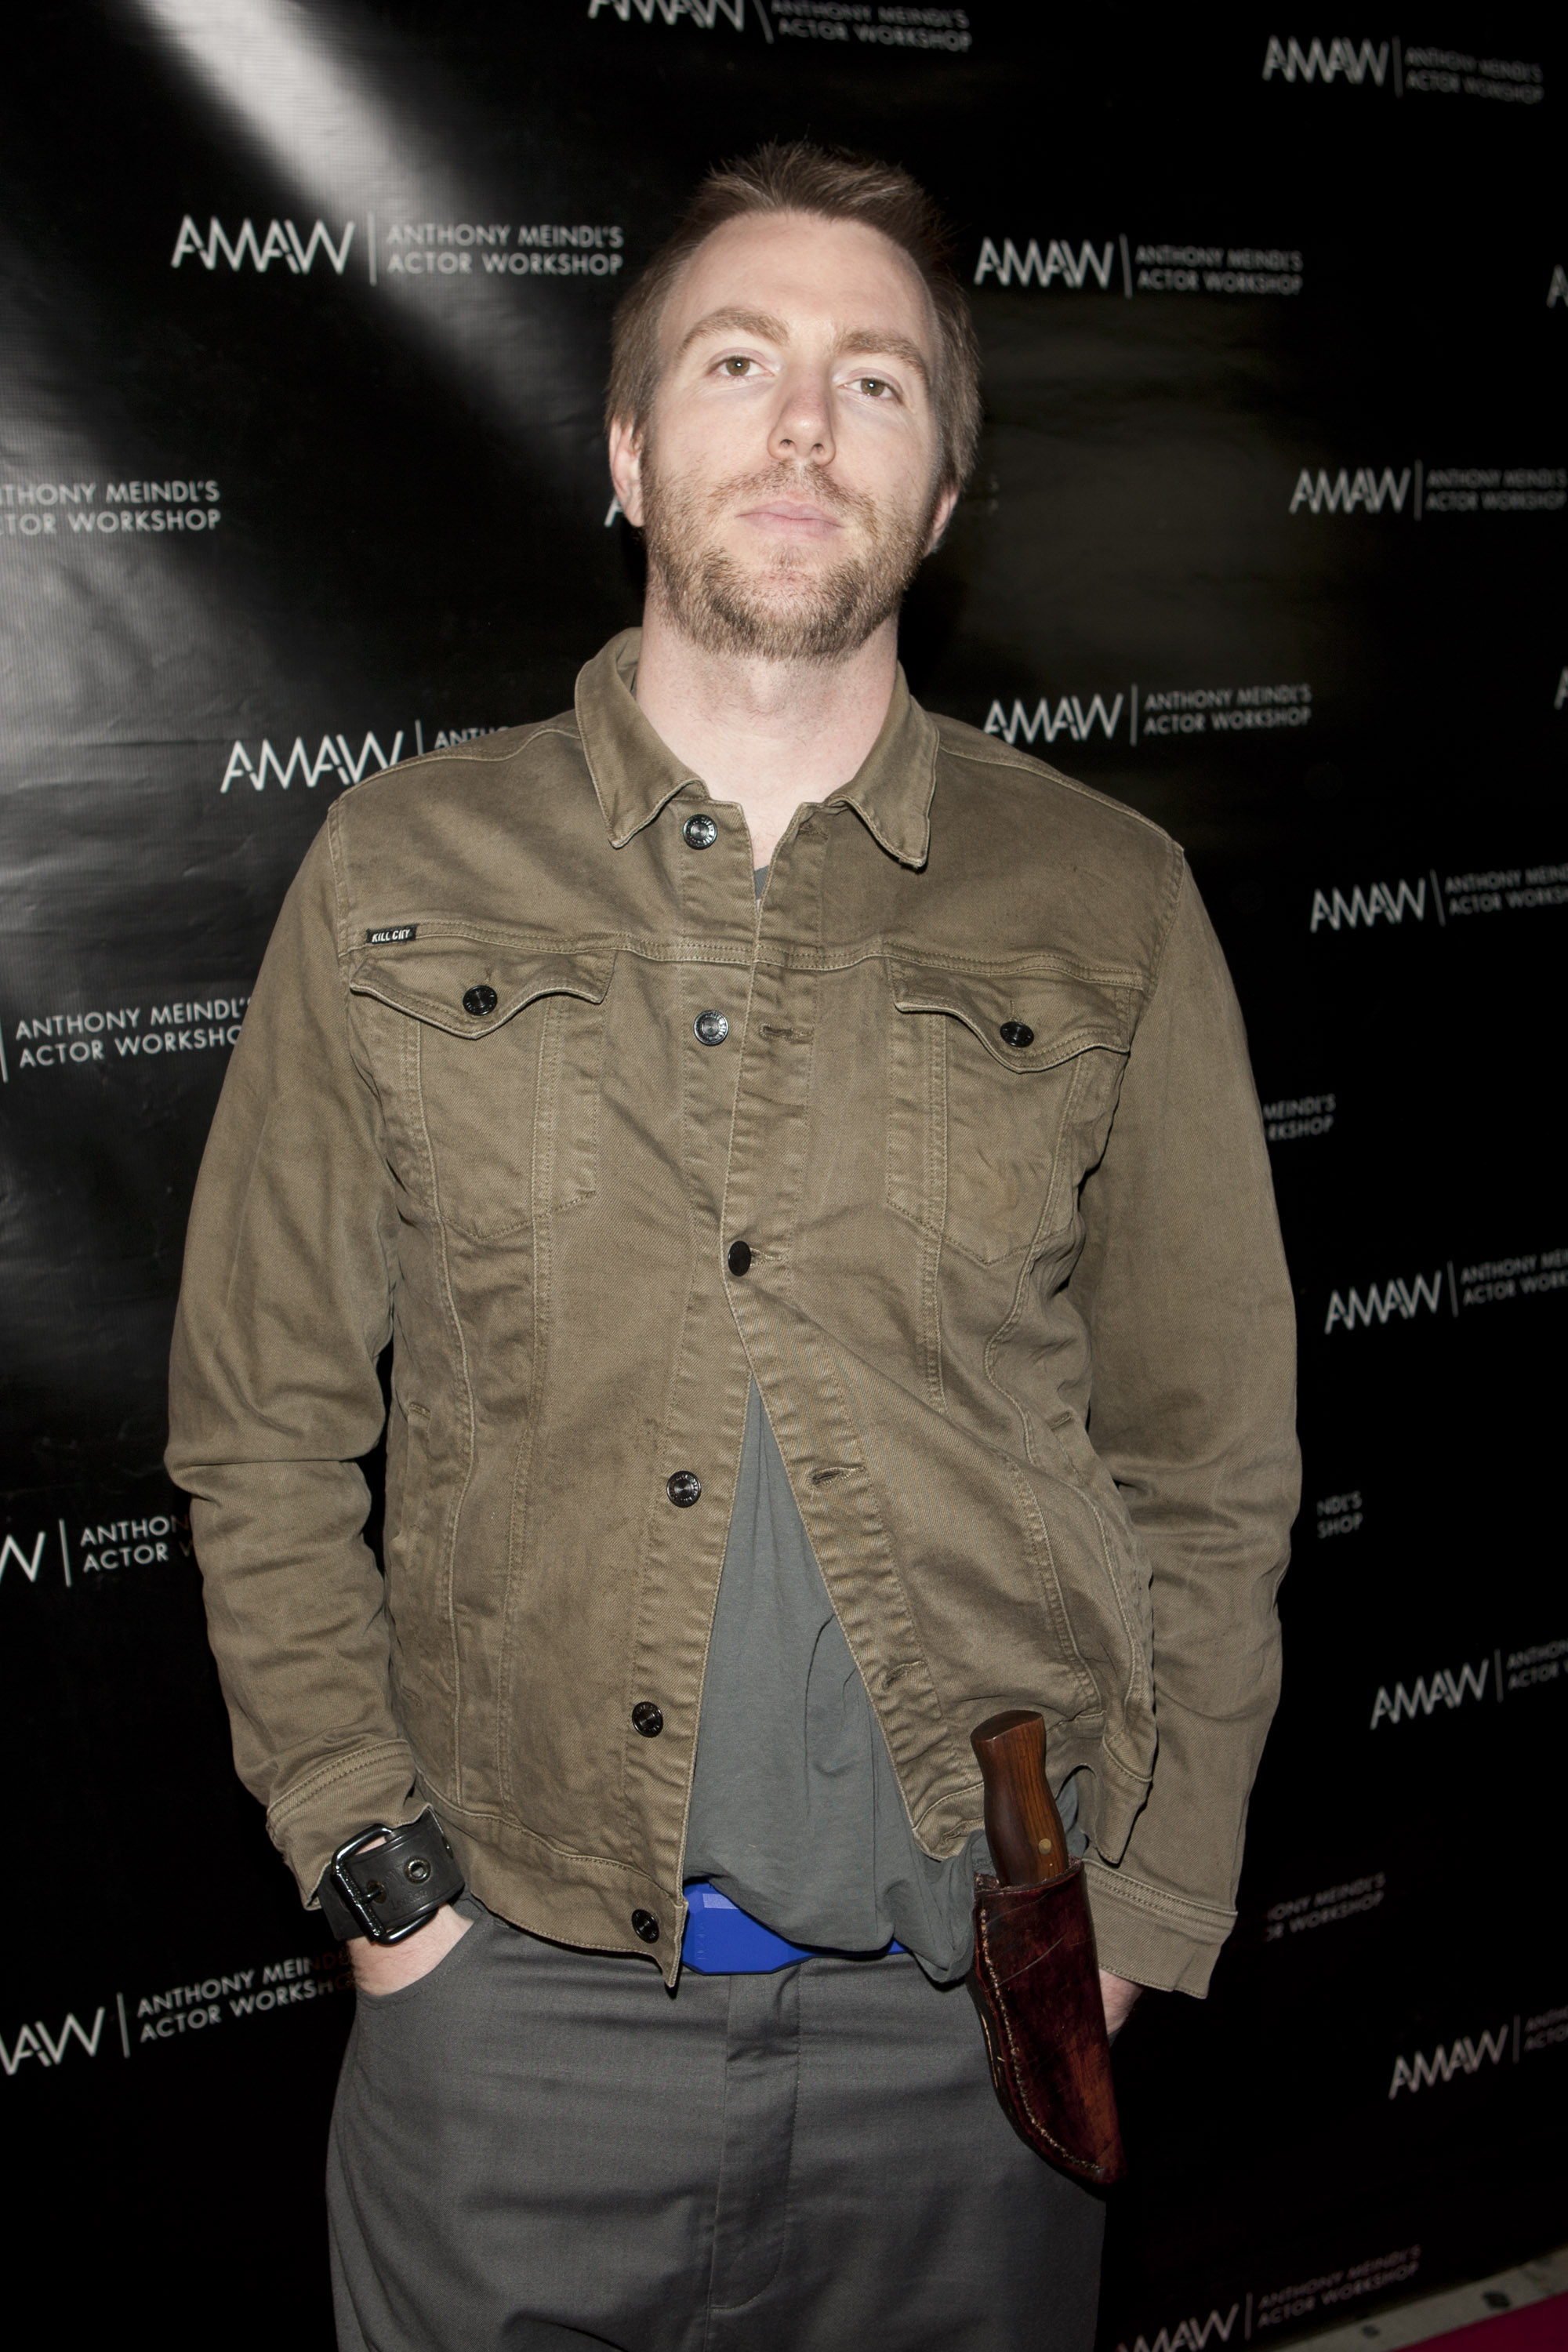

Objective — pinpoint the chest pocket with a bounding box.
[347,942,615,1242]
[885,960,1133,1265]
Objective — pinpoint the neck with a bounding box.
[632,593,900,868]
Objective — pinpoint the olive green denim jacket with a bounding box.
[167,631,1298,1994]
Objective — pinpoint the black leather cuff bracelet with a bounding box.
[316,1809,465,1944]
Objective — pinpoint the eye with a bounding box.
[853,375,895,399]
[720,354,756,377]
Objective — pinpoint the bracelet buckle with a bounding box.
[318,1809,464,1944]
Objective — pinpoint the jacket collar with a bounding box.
[575,628,940,869]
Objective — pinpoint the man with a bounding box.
[169,143,1298,2352]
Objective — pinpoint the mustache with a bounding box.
[688,460,878,531]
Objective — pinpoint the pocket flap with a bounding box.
[888,960,1131,1070]
[347,942,615,1037]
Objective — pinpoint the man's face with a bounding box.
[611,210,956,663]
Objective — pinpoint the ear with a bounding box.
[608,415,647,528]
[924,481,960,557]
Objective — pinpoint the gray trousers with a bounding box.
[327,1900,1105,2352]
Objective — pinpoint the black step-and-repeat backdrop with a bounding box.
[2,6,1563,2347]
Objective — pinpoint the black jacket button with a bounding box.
[727,1240,752,1277]
[666,1472,702,1507]
[693,1010,730,1046]
[632,1702,664,1737]
[463,985,498,1018]
[631,1909,661,1943]
[683,813,718,849]
[999,1020,1035,1048]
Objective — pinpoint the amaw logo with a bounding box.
[1263,36,1390,84]
[1309,877,1426,931]
[221,731,405,793]
[1290,466,1410,514]
[983,693,1123,746]
[2,2007,109,2077]
[1323,1269,1443,1334]
[172,217,355,274]
[1388,2023,1508,2096]
[973,239,1116,290]
[587,0,746,24]
[1369,1659,1490,1727]
[1115,2308,1240,2352]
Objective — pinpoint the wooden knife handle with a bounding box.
[971,1709,1070,1887]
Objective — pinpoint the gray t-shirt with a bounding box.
[684,1379,1000,1981]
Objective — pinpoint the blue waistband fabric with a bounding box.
[681,1880,903,1974]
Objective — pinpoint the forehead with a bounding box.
[662,210,935,358]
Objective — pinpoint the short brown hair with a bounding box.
[606,140,981,494]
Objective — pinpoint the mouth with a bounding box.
[734,499,844,539]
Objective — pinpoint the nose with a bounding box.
[768,365,836,468]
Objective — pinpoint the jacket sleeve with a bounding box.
[1068,859,1300,1995]
[166,814,423,1905]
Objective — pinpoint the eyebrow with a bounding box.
[833,328,931,389]
[677,307,932,389]
[677,307,789,357]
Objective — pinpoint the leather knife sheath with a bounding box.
[969,1710,1127,2186]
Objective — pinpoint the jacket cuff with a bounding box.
[1081,1857,1236,1998]
[265,1740,426,1910]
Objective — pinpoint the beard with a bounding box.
[639,448,938,665]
